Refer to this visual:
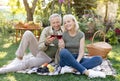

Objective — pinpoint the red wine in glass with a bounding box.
[57,35,62,39]
[50,35,56,38]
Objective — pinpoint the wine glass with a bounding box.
[50,30,58,38]
[49,35,55,46]
[57,35,62,39]
[50,35,56,38]
[49,30,57,46]
[57,32,62,40]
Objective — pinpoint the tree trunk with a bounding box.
[51,0,55,15]
[104,1,108,23]
[104,1,109,33]
[23,0,38,22]
[67,0,71,14]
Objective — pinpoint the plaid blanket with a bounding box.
[17,59,116,76]
[92,59,116,76]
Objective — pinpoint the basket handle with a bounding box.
[91,30,105,44]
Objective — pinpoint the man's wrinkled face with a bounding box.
[50,16,61,31]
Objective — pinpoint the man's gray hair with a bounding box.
[49,13,62,23]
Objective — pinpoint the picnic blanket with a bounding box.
[16,58,116,76]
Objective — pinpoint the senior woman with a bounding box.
[58,14,106,78]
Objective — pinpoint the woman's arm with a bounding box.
[76,36,85,62]
[58,39,65,50]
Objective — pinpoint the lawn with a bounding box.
[0,33,120,81]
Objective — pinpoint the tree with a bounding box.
[8,0,25,21]
[72,0,97,18]
[23,0,38,22]
[98,0,118,28]
[8,0,39,22]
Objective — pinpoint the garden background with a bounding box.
[0,0,120,81]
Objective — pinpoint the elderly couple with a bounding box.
[0,13,106,78]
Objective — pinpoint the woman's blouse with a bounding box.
[63,31,84,54]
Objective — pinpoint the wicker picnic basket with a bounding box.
[86,30,112,59]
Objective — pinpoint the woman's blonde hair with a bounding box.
[63,14,79,31]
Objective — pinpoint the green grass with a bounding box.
[0,34,120,81]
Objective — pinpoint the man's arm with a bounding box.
[38,27,48,51]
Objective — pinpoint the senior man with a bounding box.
[0,13,64,74]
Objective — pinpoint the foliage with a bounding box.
[35,0,56,27]
[8,0,39,21]
[34,15,49,27]
[78,16,103,33]
[114,21,120,29]
[41,17,50,27]
[35,11,50,27]
[78,18,88,32]
[72,0,97,18]
[116,0,120,21]
[0,11,15,35]
[8,0,25,15]
[0,20,15,35]
[96,23,106,32]
[106,29,119,45]
[6,0,106,27]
